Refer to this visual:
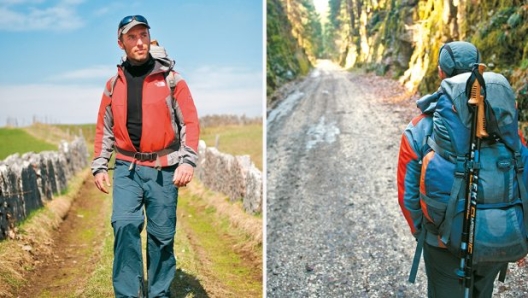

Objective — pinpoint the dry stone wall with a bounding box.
[0,137,89,240]
[196,140,263,214]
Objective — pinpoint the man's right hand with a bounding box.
[94,171,111,194]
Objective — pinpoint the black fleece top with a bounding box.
[123,56,155,150]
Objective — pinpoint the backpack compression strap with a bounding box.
[426,137,467,244]
[408,228,426,283]
[514,151,528,231]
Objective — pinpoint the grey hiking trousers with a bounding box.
[423,243,506,298]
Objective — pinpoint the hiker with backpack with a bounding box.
[91,15,200,297]
[397,41,528,297]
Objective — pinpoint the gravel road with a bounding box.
[266,60,528,297]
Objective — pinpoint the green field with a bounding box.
[200,124,263,170]
[0,128,57,160]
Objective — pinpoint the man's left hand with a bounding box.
[173,164,194,187]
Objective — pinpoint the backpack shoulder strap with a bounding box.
[165,70,184,133]
[165,70,183,98]
[104,74,119,98]
[105,70,181,99]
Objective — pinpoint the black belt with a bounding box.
[115,143,180,170]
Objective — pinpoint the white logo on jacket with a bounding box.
[155,81,166,87]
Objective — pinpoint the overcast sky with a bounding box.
[0,0,264,126]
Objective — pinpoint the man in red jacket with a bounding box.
[92,15,200,297]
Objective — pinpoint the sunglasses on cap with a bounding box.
[118,15,149,30]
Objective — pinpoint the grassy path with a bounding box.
[15,170,110,298]
[173,183,263,297]
[2,170,262,298]
[0,122,262,297]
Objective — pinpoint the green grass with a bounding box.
[0,128,57,160]
[200,124,263,170]
[82,220,114,298]
[54,124,97,145]
[173,189,262,297]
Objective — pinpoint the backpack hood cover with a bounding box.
[436,71,520,155]
[150,44,175,71]
[121,44,175,71]
[439,41,481,77]
[416,89,441,115]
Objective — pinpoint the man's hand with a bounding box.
[173,164,194,187]
[94,171,111,194]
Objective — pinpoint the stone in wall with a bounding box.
[0,136,89,241]
[199,146,245,201]
[20,158,42,213]
[244,163,262,214]
[0,162,26,240]
[60,137,89,175]
[196,140,263,214]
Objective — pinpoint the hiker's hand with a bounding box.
[94,171,111,194]
[173,164,194,187]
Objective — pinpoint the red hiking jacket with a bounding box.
[91,58,200,173]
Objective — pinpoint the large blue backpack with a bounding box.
[420,71,528,265]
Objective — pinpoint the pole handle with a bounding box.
[468,64,488,138]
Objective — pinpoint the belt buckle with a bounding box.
[144,153,152,161]
[134,152,157,162]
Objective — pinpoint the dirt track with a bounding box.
[12,173,261,297]
[266,60,528,297]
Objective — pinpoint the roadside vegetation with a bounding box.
[0,119,263,297]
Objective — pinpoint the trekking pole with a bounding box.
[456,63,487,298]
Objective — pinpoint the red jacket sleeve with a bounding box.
[91,79,115,174]
[174,79,200,166]
[397,114,430,238]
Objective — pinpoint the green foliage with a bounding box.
[471,6,524,71]
[0,128,57,160]
[366,10,385,35]
[520,59,528,70]
[507,12,522,28]
[266,0,321,99]
[173,189,262,297]
[267,0,304,95]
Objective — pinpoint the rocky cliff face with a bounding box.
[327,0,528,121]
[266,0,320,107]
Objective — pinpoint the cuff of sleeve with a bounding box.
[93,169,108,176]
[181,159,196,167]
